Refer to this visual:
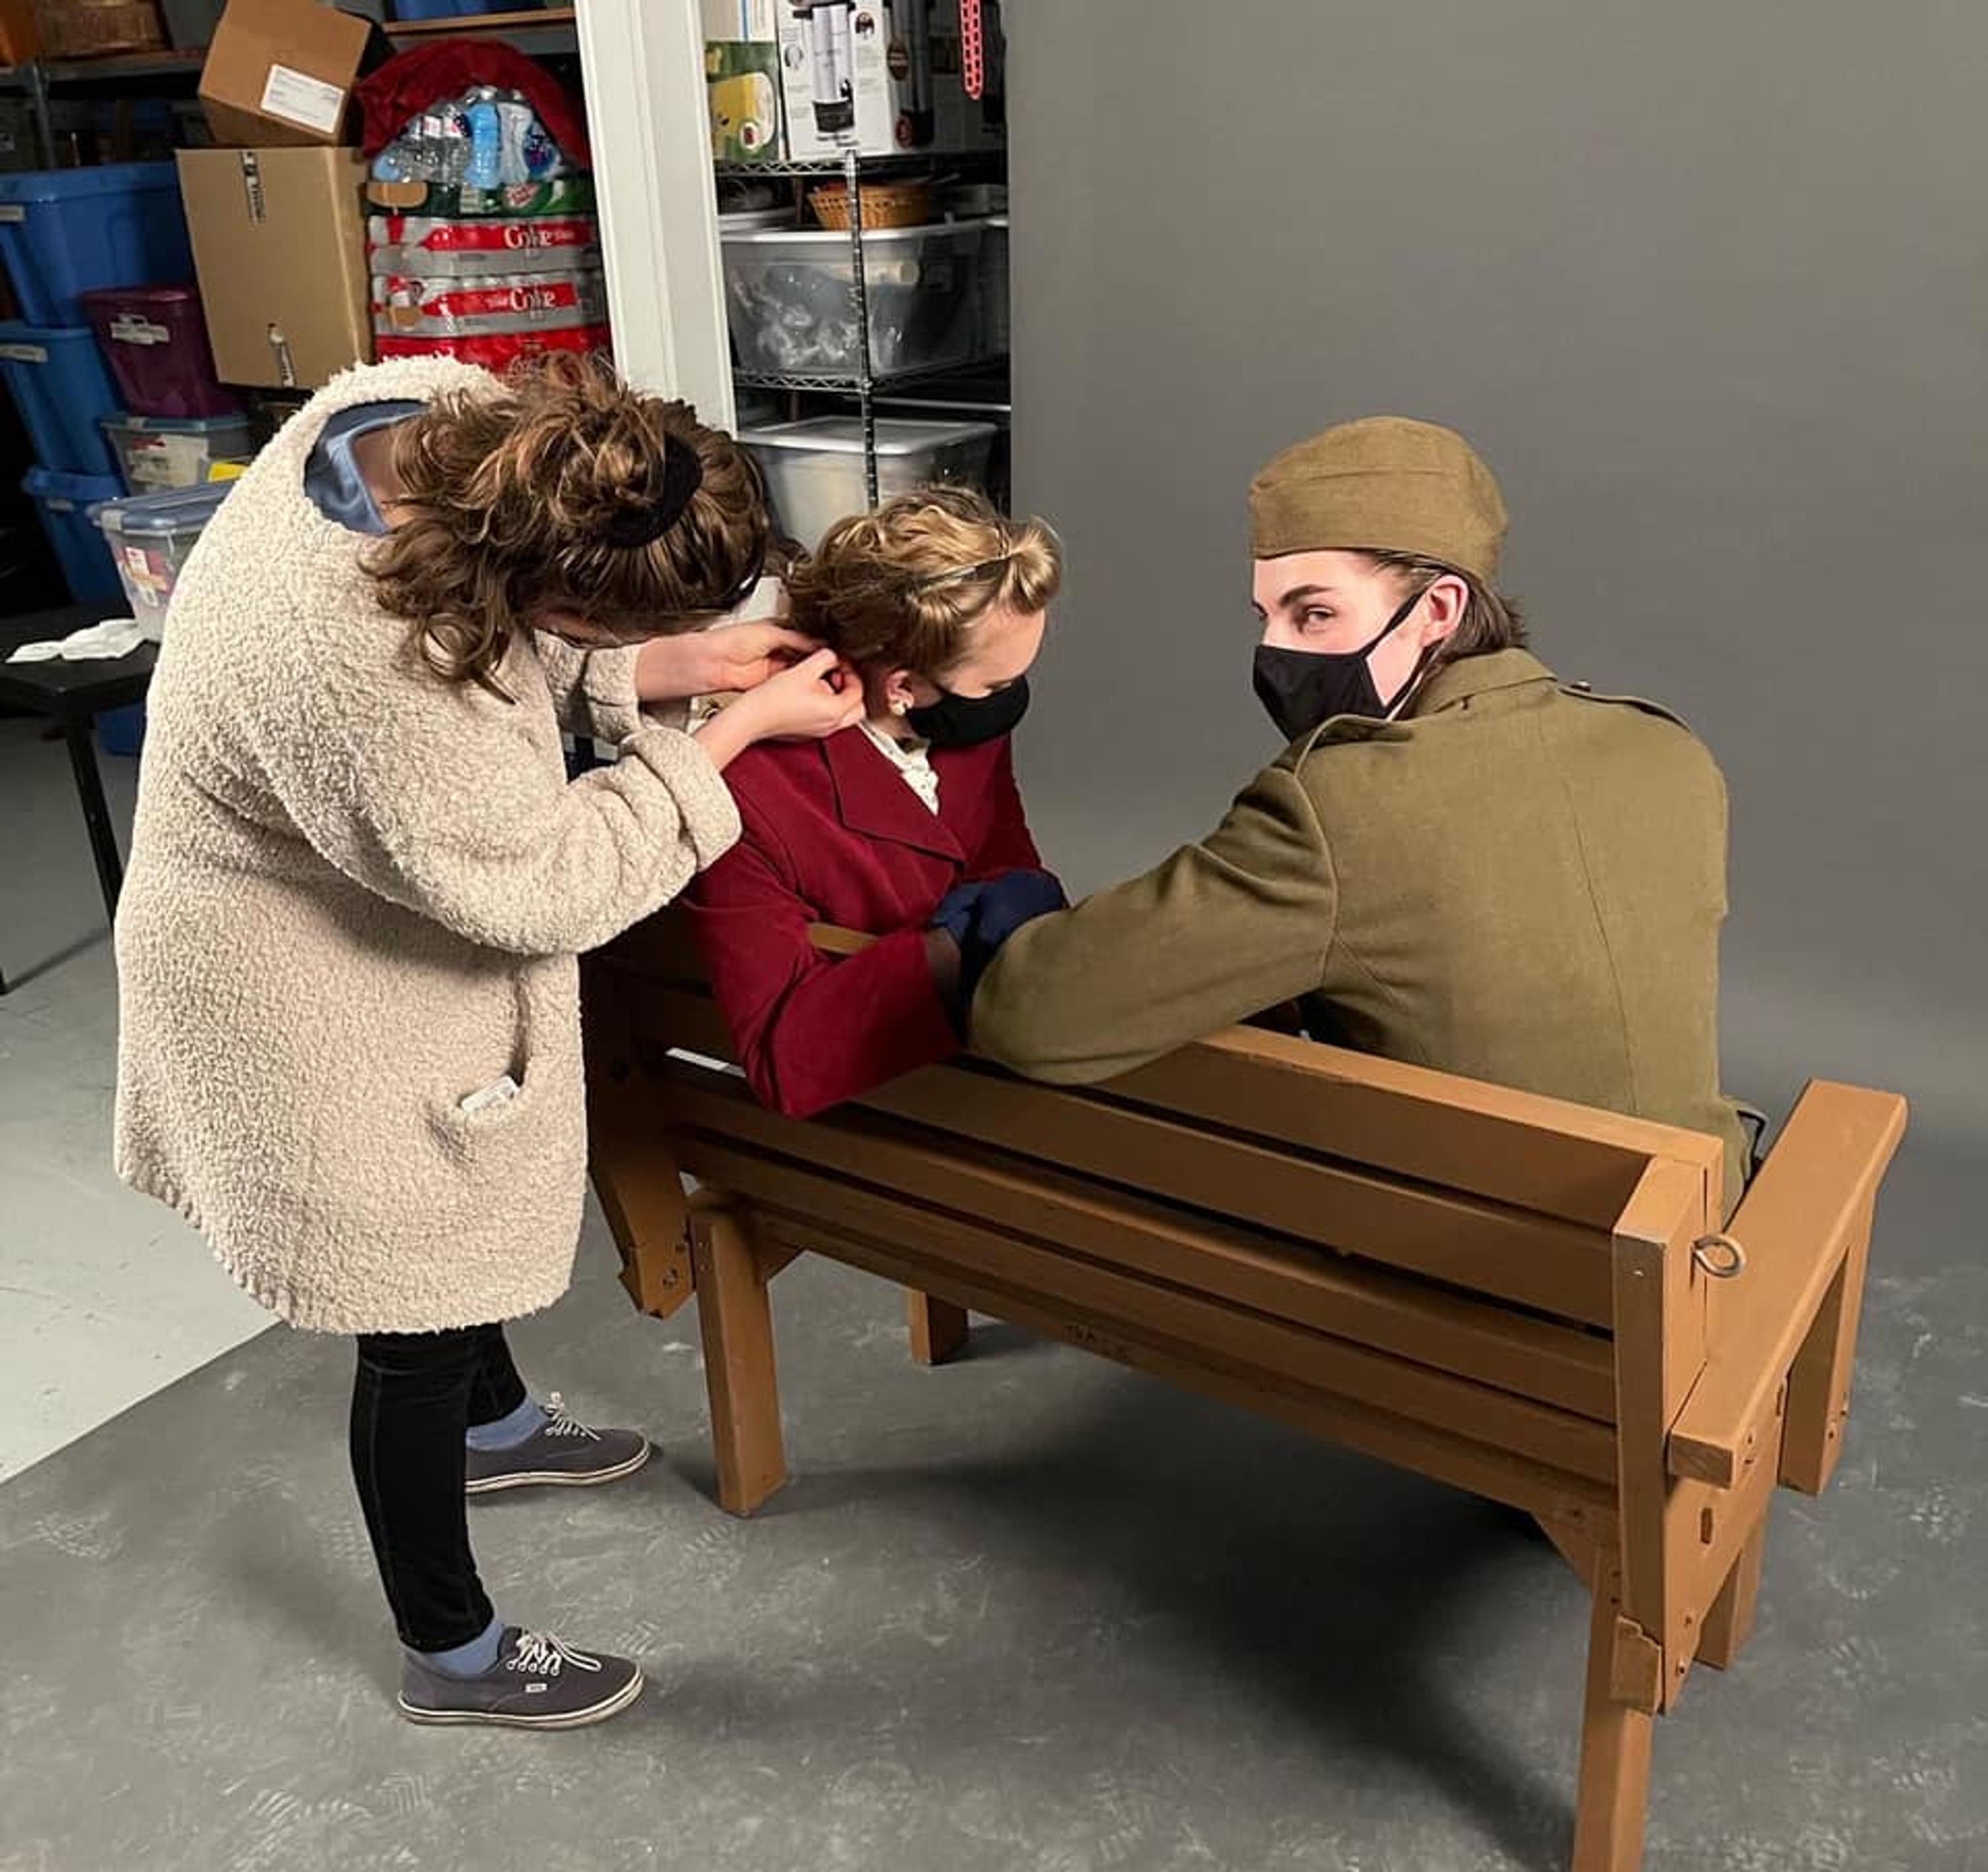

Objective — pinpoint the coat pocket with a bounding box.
[426,962,545,1171]
[427,1063,545,1173]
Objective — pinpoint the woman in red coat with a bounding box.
[686,487,1064,1117]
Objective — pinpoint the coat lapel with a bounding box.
[824,728,967,865]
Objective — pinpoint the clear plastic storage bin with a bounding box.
[93,480,230,640]
[722,221,984,382]
[742,416,998,547]
[100,412,256,492]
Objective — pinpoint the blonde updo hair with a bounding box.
[366,352,769,695]
[782,485,1062,680]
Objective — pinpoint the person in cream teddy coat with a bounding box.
[114,352,861,1729]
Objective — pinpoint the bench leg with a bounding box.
[1781,1195,1876,1493]
[1572,1554,1654,1872]
[907,1290,970,1366]
[688,1198,787,1517]
[1697,1517,1767,1671]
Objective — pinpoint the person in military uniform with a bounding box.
[964,415,1749,1218]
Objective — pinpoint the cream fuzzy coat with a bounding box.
[113,358,741,1333]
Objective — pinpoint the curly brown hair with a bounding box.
[364,353,769,695]
[782,485,1062,681]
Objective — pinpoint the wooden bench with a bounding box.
[582,914,1907,1872]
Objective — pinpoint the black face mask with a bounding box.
[1251,589,1427,742]
[906,675,1030,749]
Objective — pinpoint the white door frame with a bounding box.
[576,0,735,427]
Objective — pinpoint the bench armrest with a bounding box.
[1666,1080,1907,1487]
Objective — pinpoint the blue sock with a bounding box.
[413,1614,504,1679]
[465,1394,549,1452]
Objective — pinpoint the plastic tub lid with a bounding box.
[742,417,999,457]
[94,482,233,536]
[0,320,102,347]
[80,285,202,309]
[23,465,124,500]
[721,218,986,245]
[101,412,252,435]
[0,161,182,203]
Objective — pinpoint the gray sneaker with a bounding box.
[465,1394,651,1496]
[399,1628,645,1729]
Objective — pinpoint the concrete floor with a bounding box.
[2,713,1984,1871]
[0,717,266,1482]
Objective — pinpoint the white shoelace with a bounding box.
[542,1393,603,1443]
[506,1631,603,1678]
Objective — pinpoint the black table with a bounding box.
[1,606,158,996]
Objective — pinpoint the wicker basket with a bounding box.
[33,0,166,57]
[808,179,934,232]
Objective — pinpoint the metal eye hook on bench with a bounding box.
[1692,1233,1747,1279]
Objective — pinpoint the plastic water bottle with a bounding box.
[465,99,504,192]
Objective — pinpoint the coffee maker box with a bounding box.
[778,1,944,161]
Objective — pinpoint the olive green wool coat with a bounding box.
[972,650,1748,1218]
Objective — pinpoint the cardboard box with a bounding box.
[708,41,783,165]
[778,3,927,160]
[199,0,372,148]
[178,146,372,388]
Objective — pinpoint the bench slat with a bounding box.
[858,1063,1619,1326]
[746,1205,1617,1526]
[670,1123,1621,1486]
[657,1062,1617,1420]
[1095,1032,1721,1230]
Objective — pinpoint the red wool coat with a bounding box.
[685,726,1042,1118]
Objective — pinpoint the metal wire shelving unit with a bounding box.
[715,141,1005,506]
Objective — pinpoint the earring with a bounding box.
[891,699,909,716]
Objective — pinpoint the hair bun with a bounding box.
[602,434,705,551]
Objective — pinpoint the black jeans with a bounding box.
[349,1323,528,1653]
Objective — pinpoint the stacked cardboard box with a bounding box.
[179,0,375,389]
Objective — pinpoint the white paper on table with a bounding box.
[6,618,147,664]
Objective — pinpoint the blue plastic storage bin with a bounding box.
[23,465,127,606]
[0,164,195,326]
[0,323,122,474]
[99,703,148,757]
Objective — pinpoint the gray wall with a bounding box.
[1005,0,1986,1145]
